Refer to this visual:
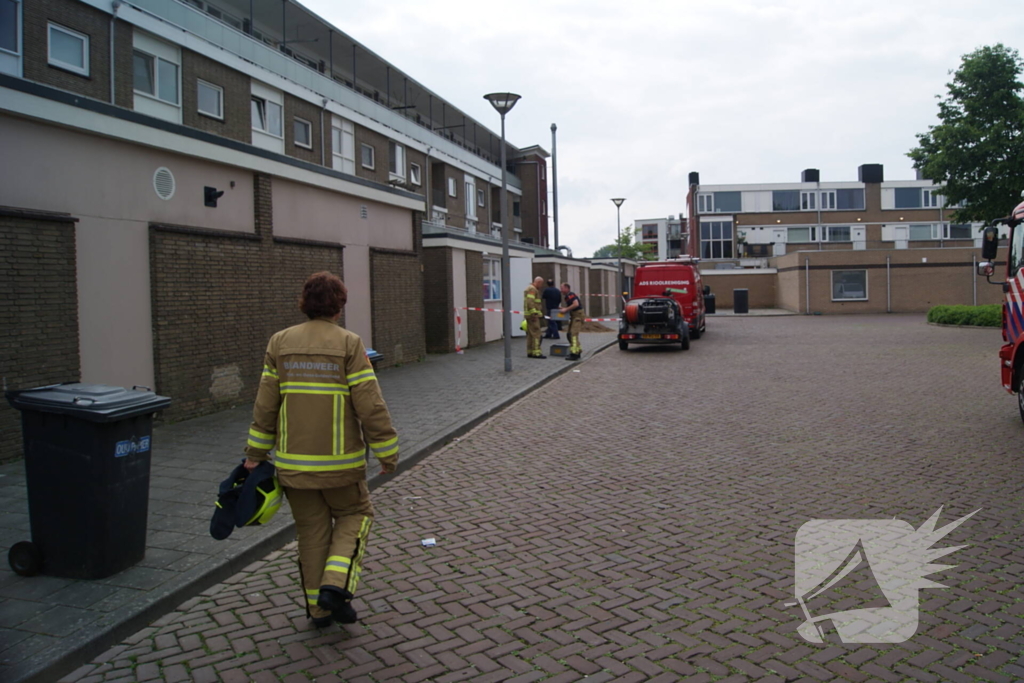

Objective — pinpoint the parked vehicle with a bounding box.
[977,195,1024,424]
[618,258,709,351]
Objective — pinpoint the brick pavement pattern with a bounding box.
[61,316,1024,681]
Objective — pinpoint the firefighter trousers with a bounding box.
[568,313,583,355]
[526,315,543,356]
[285,481,374,620]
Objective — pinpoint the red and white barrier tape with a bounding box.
[456,306,619,323]
[455,309,463,354]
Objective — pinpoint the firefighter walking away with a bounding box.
[560,282,584,361]
[524,276,546,359]
[244,272,399,628]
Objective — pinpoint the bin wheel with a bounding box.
[9,541,42,577]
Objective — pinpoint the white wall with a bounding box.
[452,249,467,348]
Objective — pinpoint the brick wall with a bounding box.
[354,124,390,186]
[370,246,426,367]
[149,173,345,422]
[422,247,454,353]
[284,93,324,166]
[181,48,252,144]
[23,0,114,102]
[701,272,777,309]
[0,209,81,464]
[113,19,133,108]
[465,251,484,347]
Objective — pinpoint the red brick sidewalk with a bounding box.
[62,316,1024,682]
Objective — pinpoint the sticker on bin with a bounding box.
[115,435,151,457]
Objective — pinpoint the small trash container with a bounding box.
[5,383,171,579]
[704,293,716,315]
[733,289,749,314]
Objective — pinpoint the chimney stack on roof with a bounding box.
[858,164,884,183]
[801,169,820,183]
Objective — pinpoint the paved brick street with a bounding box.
[64,316,1023,682]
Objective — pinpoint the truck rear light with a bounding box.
[665,334,678,340]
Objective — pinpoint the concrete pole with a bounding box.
[550,123,559,251]
[499,113,512,372]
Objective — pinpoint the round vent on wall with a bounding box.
[153,167,176,200]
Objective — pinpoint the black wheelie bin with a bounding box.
[5,383,171,579]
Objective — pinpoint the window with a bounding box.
[513,201,520,217]
[641,223,658,240]
[801,191,816,210]
[48,23,88,76]
[465,182,476,219]
[923,189,942,208]
[820,190,836,210]
[540,165,545,181]
[713,191,741,213]
[825,226,850,242]
[447,177,457,197]
[832,270,868,301]
[477,188,485,208]
[409,163,421,186]
[250,96,282,136]
[699,220,733,259]
[331,117,354,174]
[948,223,973,239]
[196,80,223,118]
[360,143,375,169]
[909,224,934,241]
[772,190,800,212]
[293,117,312,148]
[134,49,179,104]
[787,227,812,243]
[697,193,713,213]
[836,188,865,210]
[1009,222,1024,277]
[483,257,501,301]
[388,141,405,178]
[894,187,922,209]
[1,0,20,56]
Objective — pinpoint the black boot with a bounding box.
[318,585,358,624]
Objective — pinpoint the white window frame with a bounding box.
[800,191,816,211]
[360,143,375,169]
[820,190,836,211]
[133,50,180,105]
[831,270,868,302]
[1,0,23,72]
[483,257,502,302]
[196,79,223,119]
[477,188,485,208]
[823,225,851,242]
[388,141,405,180]
[293,116,312,149]
[331,116,355,174]
[945,222,974,240]
[909,223,937,241]
[787,226,812,243]
[250,95,282,137]
[48,23,89,76]
[409,163,421,186]
[697,193,713,213]
[922,188,943,208]
[448,177,457,198]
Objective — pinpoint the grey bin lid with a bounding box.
[6,383,172,423]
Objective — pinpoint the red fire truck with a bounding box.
[978,196,1024,424]
[618,258,709,351]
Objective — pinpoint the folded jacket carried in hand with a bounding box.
[210,460,283,540]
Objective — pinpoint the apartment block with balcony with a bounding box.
[636,215,687,260]
[688,165,981,263]
[0,0,550,437]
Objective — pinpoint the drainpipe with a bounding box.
[319,97,328,167]
[805,257,810,314]
[972,253,977,306]
[886,256,891,313]
[110,0,122,104]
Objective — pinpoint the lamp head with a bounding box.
[484,93,521,115]
[611,198,626,208]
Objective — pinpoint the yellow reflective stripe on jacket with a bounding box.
[332,395,342,456]
[262,365,278,378]
[305,588,319,606]
[346,368,376,386]
[369,436,399,459]
[324,555,351,574]
[279,396,288,453]
[247,427,276,450]
[274,450,366,472]
[280,381,350,395]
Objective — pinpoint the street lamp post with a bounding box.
[611,197,626,311]
[484,92,521,373]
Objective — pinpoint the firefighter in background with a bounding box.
[244,272,398,628]
[559,282,584,361]
[524,276,546,359]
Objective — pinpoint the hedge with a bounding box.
[926,304,1002,327]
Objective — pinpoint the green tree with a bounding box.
[593,225,657,260]
[909,44,1024,222]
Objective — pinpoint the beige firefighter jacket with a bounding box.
[245,318,398,489]
[524,284,543,318]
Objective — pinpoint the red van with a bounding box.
[618,258,708,351]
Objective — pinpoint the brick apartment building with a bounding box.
[0,0,558,462]
[676,166,1007,313]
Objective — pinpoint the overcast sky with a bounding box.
[303,0,1024,257]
